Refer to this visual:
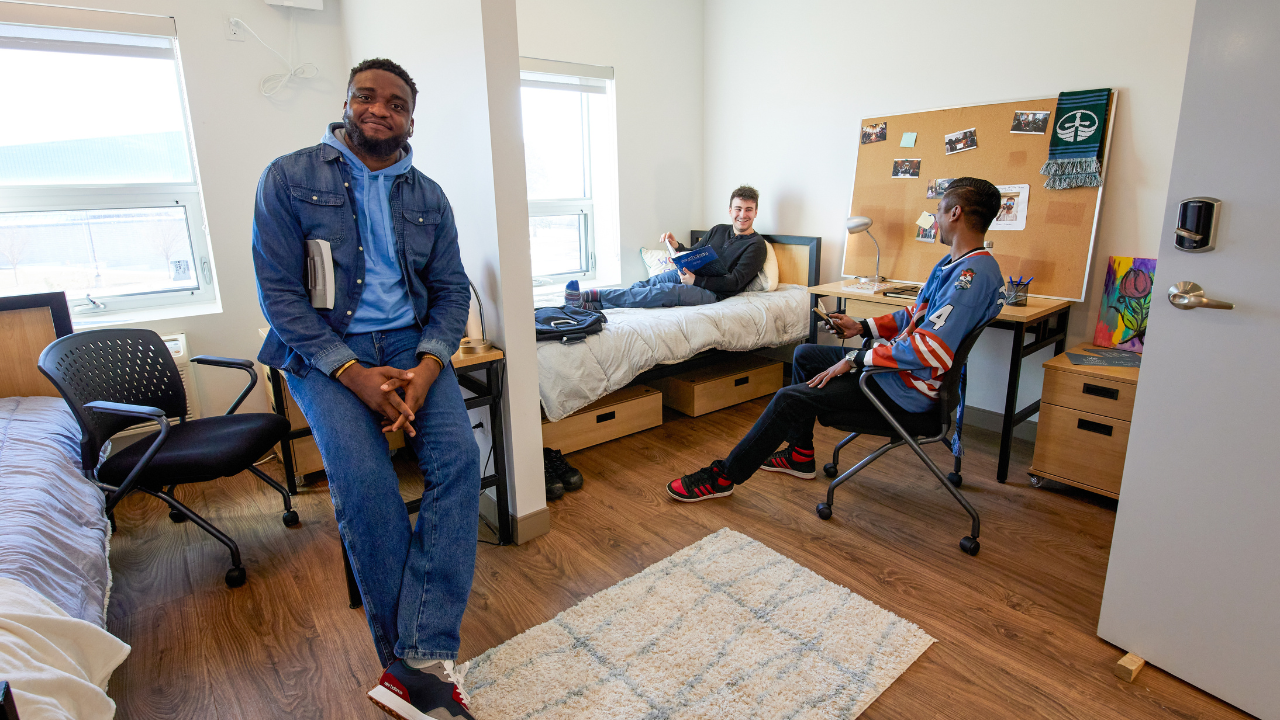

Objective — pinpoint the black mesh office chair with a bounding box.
[38,328,295,587]
[815,319,993,555]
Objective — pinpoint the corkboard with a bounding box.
[844,94,1115,300]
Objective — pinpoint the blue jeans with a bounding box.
[284,326,479,667]
[596,269,718,309]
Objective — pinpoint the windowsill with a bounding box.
[70,299,223,330]
[532,278,622,308]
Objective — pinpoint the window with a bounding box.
[0,15,215,321]
[519,59,618,285]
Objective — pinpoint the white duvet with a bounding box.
[538,284,809,422]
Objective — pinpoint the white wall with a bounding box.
[702,0,1195,413]
[43,0,351,416]
[515,0,704,284]
[342,0,546,527]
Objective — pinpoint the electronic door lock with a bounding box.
[1174,197,1221,252]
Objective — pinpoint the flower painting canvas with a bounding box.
[1095,256,1156,352]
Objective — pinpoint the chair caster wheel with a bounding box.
[169,509,187,523]
[816,503,833,520]
[282,510,300,527]
[823,463,838,478]
[947,472,963,487]
[1029,474,1044,488]
[960,536,980,556]
[225,567,247,588]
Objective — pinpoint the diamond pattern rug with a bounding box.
[466,528,934,719]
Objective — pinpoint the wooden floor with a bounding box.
[105,397,1255,720]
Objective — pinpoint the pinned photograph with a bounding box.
[891,159,921,178]
[1010,111,1051,134]
[944,128,978,154]
[861,122,887,144]
[925,178,955,199]
[989,184,1030,231]
[915,221,937,243]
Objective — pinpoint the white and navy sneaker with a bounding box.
[367,659,474,720]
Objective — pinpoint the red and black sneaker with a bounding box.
[760,444,817,479]
[667,460,735,502]
[367,659,474,720]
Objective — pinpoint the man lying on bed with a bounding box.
[665,177,1006,501]
[564,185,768,310]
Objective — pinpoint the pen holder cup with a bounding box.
[1005,281,1031,307]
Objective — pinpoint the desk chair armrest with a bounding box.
[191,356,258,415]
[84,401,170,511]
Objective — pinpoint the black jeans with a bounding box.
[722,343,910,483]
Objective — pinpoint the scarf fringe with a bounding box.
[1040,157,1102,188]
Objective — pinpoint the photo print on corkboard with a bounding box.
[1011,110,1050,134]
[861,122,887,144]
[926,178,955,199]
[944,128,978,154]
[891,159,920,178]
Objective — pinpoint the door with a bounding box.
[1096,2,1280,717]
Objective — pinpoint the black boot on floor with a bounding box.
[544,453,565,501]
[545,448,584,492]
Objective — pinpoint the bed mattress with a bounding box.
[538,284,809,422]
[0,396,111,627]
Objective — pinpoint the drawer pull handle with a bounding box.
[734,376,750,386]
[1077,418,1113,436]
[596,411,616,423]
[1082,383,1119,400]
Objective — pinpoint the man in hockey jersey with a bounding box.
[666,177,1005,501]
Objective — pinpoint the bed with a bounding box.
[539,233,820,422]
[0,293,127,720]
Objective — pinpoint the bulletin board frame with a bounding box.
[843,92,1116,301]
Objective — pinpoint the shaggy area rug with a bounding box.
[465,528,934,719]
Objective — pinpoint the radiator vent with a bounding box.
[160,332,202,422]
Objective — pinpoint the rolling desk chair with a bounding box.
[39,329,295,587]
[816,319,993,555]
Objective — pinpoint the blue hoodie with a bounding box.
[322,125,417,333]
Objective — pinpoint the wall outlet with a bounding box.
[225,17,245,42]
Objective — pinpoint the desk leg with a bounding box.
[998,323,1027,483]
[488,360,512,545]
[268,367,298,495]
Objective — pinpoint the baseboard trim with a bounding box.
[963,406,1037,443]
[514,507,551,544]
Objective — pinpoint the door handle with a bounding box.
[1168,281,1234,310]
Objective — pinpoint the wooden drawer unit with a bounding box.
[648,354,783,417]
[542,385,663,454]
[1029,344,1140,498]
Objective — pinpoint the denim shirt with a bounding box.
[252,123,471,377]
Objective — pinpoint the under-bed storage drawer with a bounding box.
[542,385,663,454]
[648,355,783,417]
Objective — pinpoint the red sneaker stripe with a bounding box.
[671,479,685,494]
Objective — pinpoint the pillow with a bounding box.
[639,247,677,277]
[759,240,779,292]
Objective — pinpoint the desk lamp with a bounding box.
[846,216,884,283]
[458,279,493,354]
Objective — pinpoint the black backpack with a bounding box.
[534,305,607,344]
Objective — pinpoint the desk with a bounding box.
[808,281,1073,482]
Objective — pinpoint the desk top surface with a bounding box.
[808,281,1073,324]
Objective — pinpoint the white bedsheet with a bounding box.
[538,284,809,422]
[0,578,129,720]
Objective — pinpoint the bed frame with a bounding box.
[630,232,822,385]
[0,292,73,399]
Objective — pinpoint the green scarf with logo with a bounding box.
[1040,89,1112,189]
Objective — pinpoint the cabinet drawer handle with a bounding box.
[734,376,750,387]
[1077,418,1113,436]
[596,411,615,423]
[1082,383,1120,401]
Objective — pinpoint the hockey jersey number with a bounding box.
[927,304,953,330]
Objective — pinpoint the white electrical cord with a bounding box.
[231,13,318,96]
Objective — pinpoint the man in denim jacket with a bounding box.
[253,58,478,720]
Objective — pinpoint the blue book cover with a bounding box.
[671,246,721,274]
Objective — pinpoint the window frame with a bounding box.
[0,13,217,322]
[520,61,613,285]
